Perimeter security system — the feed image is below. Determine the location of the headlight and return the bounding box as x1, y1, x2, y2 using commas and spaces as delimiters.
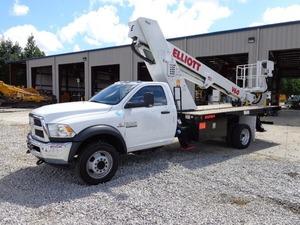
47, 124, 76, 138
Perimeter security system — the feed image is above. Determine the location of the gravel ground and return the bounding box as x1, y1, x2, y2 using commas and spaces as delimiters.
0, 109, 299, 225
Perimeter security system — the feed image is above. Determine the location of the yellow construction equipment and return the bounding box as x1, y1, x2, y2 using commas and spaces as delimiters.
0, 80, 55, 107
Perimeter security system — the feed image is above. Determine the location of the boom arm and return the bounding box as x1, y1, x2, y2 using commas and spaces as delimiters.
128, 18, 271, 110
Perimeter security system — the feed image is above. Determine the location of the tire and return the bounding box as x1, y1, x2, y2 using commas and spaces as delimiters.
231, 124, 252, 149
76, 142, 119, 185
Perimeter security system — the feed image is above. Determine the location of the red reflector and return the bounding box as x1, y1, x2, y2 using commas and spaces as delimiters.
199, 122, 206, 130
204, 114, 216, 120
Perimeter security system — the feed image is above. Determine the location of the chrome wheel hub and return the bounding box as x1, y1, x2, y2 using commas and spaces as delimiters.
86, 151, 113, 179
240, 128, 250, 145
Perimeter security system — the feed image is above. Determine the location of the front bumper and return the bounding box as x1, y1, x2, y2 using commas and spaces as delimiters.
27, 133, 72, 165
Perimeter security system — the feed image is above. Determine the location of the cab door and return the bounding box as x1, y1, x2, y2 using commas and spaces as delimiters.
124, 85, 175, 152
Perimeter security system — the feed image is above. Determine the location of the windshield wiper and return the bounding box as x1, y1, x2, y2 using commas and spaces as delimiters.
90, 100, 114, 105
90, 100, 107, 104
90, 100, 99, 103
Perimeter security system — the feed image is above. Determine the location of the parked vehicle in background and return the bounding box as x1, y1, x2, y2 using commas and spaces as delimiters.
285, 95, 300, 109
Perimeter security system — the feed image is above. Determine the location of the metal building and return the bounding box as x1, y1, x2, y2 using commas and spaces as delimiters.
10, 20, 300, 104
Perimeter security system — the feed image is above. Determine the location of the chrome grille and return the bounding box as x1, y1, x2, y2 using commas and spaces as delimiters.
29, 114, 49, 142
35, 129, 44, 138
33, 118, 42, 126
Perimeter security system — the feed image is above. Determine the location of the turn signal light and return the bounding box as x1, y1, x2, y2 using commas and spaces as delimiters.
199, 122, 206, 130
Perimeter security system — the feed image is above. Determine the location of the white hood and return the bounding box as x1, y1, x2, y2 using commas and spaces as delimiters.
32, 101, 112, 123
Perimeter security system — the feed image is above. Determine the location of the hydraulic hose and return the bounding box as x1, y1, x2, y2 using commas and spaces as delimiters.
252, 93, 263, 104
131, 40, 155, 64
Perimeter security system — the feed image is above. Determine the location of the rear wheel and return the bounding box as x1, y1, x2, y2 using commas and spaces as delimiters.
231, 124, 252, 149
76, 142, 119, 185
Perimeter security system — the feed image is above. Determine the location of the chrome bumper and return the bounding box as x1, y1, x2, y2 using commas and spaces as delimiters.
27, 134, 72, 165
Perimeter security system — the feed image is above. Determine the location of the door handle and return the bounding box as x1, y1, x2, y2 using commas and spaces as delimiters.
161, 111, 170, 114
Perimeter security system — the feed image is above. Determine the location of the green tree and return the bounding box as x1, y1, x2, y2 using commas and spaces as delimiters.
0, 35, 45, 83
281, 78, 300, 96
22, 35, 45, 59
0, 39, 23, 82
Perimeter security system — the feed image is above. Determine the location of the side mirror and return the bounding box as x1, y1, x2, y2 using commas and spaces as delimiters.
144, 92, 154, 107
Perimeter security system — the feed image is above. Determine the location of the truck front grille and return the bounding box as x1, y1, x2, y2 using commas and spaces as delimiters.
35, 129, 44, 138
34, 118, 42, 126
29, 115, 49, 142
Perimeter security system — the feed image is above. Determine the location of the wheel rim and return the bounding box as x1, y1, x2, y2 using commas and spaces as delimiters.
86, 151, 113, 179
240, 128, 250, 146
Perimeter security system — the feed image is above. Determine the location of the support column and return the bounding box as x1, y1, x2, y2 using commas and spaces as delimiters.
54, 58, 60, 102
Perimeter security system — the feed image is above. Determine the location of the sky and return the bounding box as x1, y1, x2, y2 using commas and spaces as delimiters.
1, 0, 300, 55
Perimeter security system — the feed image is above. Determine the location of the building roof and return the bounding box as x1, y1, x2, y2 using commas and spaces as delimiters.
24, 19, 300, 62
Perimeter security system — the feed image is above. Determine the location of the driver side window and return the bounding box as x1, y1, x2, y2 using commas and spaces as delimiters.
129, 85, 167, 106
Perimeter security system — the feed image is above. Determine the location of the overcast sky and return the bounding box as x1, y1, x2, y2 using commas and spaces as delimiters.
1, 0, 300, 55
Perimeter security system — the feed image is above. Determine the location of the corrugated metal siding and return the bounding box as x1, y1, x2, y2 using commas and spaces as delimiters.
186, 30, 257, 57
89, 47, 132, 78
259, 23, 300, 59
169, 39, 186, 50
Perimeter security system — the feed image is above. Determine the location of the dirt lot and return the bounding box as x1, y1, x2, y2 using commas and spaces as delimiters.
0, 108, 299, 225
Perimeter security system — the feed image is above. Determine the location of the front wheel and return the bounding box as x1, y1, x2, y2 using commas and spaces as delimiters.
76, 142, 119, 185
231, 124, 252, 149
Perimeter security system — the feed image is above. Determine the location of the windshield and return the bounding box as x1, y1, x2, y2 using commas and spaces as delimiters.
90, 83, 137, 105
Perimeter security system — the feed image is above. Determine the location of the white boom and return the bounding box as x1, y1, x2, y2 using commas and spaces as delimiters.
128, 17, 273, 110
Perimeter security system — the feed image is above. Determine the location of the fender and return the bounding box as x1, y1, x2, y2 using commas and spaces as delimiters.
68, 125, 127, 162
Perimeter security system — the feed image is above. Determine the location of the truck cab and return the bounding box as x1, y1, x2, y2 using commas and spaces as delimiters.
27, 81, 177, 184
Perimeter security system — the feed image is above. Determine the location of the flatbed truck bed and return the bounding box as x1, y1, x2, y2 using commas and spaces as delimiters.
177, 104, 280, 148
182, 104, 280, 117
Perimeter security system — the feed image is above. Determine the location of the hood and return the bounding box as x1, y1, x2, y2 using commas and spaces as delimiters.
31, 101, 112, 123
